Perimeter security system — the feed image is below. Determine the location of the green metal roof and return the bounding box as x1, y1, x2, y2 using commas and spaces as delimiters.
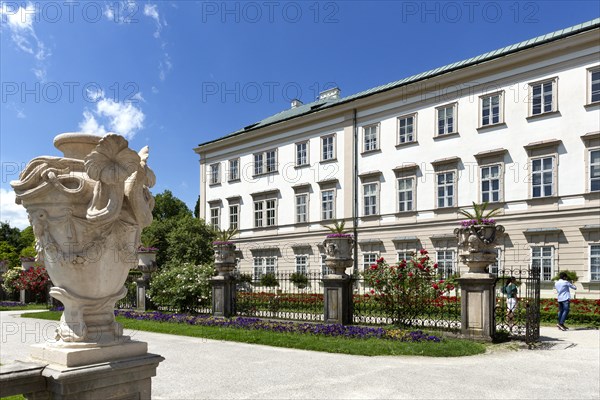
198, 18, 600, 148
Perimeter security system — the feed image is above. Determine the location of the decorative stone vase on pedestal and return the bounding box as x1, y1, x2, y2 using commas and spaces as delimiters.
11, 132, 163, 399
455, 223, 505, 340
136, 250, 158, 311
322, 234, 354, 324
211, 241, 237, 317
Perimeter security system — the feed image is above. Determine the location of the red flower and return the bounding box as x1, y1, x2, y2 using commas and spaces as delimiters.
419, 249, 428, 255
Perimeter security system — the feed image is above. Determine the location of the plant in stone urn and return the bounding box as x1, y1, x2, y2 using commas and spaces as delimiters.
10, 133, 155, 345
322, 220, 354, 276
137, 236, 158, 279
454, 202, 504, 273
213, 227, 238, 276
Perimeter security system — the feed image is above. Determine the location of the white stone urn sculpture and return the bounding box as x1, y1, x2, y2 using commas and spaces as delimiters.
137, 248, 158, 279
213, 241, 236, 277
323, 234, 354, 276
454, 223, 505, 274
11, 133, 155, 345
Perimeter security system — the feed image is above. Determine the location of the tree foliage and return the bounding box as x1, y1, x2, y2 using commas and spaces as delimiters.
166, 215, 215, 266
152, 190, 191, 221
148, 262, 214, 312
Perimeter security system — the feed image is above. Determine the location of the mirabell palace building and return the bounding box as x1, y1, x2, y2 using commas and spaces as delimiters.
195, 19, 600, 297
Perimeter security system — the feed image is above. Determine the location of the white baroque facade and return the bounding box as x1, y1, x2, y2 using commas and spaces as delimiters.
195, 20, 600, 297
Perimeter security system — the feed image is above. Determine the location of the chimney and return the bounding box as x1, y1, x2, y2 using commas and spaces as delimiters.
318, 87, 341, 100
291, 99, 303, 109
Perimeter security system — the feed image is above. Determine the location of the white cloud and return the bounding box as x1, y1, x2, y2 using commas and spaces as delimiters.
143, 4, 162, 38
104, 1, 138, 23
0, 188, 30, 230
131, 92, 145, 102
151, 86, 159, 94
6, 102, 26, 119
0, 2, 49, 79
78, 93, 145, 140
159, 52, 172, 81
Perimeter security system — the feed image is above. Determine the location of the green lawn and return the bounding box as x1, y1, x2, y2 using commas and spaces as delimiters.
23, 311, 485, 357
0, 304, 49, 312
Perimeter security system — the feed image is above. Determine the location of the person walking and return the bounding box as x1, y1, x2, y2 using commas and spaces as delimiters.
555, 272, 577, 331
505, 277, 518, 328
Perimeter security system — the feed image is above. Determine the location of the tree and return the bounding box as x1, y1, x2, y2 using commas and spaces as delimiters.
152, 190, 191, 221
194, 196, 200, 218
165, 215, 215, 266
19, 226, 36, 251
1, 222, 22, 250
0, 241, 20, 268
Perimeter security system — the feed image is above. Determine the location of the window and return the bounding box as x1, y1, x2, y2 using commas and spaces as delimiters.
590, 149, 600, 192
363, 253, 378, 272
397, 250, 413, 263
488, 248, 501, 276
254, 201, 263, 228
397, 114, 416, 144
296, 194, 308, 223
321, 254, 331, 276
253, 256, 277, 280
591, 244, 600, 281
322, 135, 335, 161
321, 189, 335, 220
229, 205, 239, 230
296, 142, 308, 166
397, 177, 414, 212
210, 207, 220, 229
228, 159, 239, 181
436, 250, 455, 278
588, 67, 600, 104
254, 153, 263, 175
481, 164, 501, 203
480, 93, 502, 126
529, 79, 556, 116
295, 255, 308, 274
363, 183, 378, 216
209, 163, 220, 185
254, 198, 277, 228
436, 103, 456, 136
532, 246, 553, 281
253, 150, 277, 175
363, 124, 379, 152
531, 156, 554, 198
437, 172, 455, 208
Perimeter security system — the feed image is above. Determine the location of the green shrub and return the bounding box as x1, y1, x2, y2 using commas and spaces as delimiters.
260, 273, 279, 287
551, 270, 578, 282
148, 262, 214, 312
1, 267, 21, 295
290, 272, 309, 288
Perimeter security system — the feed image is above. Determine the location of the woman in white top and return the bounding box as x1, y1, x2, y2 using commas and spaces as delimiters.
554, 272, 577, 331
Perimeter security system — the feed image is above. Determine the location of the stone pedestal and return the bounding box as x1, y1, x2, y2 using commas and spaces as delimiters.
322, 275, 353, 325
136, 278, 149, 311
211, 276, 236, 318
458, 274, 496, 341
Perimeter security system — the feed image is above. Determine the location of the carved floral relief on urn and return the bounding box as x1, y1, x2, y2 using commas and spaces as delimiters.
11, 133, 155, 346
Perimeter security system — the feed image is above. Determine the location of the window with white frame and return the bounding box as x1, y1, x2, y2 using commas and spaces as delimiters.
254, 199, 277, 227
321, 189, 335, 220
210, 206, 220, 229
322, 135, 335, 161
480, 92, 503, 126
397, 114, 415, 144
363, 183, 378, 216
397, 250, 413, 263
436, 103, 456, 136
209, 163, 220, 185
228, 159, 239, 181
529, 79, 556, 116
363, 124, 379, 152
588, 67, 600, 104
590, 149, 600, 192
266, 150, 277, 173
488, 248, 501, 276
481, 164, 501, 203
531, 156, 555, 198
437, 172, 455, 208
591, 244, 600, 281
397, 177, 414, 212
532, 246, 553, 281
229, 204, 239, 230
296, 194, 308, 223
253, 256, 278, 280
363, 253, 378, 272
321, 254, 330, 276
296, 142, 308, 166
254, 153, 263, 175
254, 201, 263, 227
436, 250, 455, 279
295, 255, 308, 274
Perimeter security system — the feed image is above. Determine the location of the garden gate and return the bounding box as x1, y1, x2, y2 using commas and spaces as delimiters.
495, 265, 541, 344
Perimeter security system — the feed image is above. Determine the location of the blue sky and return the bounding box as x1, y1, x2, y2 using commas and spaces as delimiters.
1, 0, 599, 229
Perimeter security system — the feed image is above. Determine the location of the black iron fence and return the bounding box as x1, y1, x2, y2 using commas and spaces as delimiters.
494, 266, 541, 343
236, 272, 324, 321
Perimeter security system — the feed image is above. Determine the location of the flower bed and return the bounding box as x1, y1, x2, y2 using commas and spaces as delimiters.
539, 298, 600, 325
114, 310, 441, 342
0, 301, 25, 307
